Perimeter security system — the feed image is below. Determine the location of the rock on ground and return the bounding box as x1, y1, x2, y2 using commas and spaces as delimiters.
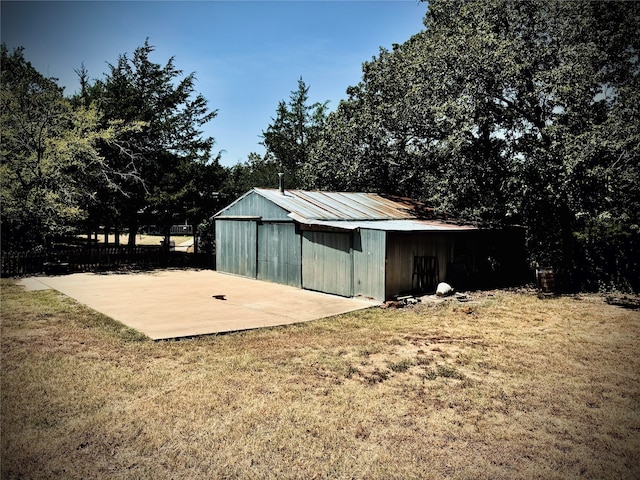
436, 282, 454, 297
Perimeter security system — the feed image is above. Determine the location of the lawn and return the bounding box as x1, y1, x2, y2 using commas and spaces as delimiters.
1, 279, 639, 479
83, 233, 193, 246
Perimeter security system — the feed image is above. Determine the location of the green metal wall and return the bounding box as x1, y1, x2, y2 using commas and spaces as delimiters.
257, 222, 301, 287
222, 191, 290, 220
215, 219, 257, 278
302, 231, 353, 297
353, 229, 386, 301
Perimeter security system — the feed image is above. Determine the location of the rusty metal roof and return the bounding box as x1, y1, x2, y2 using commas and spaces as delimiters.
251, 189, 477, 231
288, 218, 477, 232
255, 189, 417, 220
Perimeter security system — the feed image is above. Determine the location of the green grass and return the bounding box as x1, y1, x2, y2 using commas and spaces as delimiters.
387, 357, 414, 372
2, 279, 640, 479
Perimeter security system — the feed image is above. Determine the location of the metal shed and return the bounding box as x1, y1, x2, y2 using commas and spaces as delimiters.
214, 188, 523, 301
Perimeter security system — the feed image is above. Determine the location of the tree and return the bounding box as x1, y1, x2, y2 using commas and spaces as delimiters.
303, 0, 640, 291
302, 38, 432, 197
417, 0, 640, 288
88, 40, 219, 246
0, 45, 138, 251
221, 152, 281, 200
262, 77, 328, 186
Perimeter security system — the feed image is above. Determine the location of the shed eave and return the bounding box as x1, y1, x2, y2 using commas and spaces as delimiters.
289, 215, 478, 232
215, 215, 262, 221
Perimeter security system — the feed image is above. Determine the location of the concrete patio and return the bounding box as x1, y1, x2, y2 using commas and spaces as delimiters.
18, 269, 379, 340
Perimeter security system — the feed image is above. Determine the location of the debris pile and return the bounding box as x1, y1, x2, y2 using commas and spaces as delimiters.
605, 295, 640, 310
381, 286, 471, 309
380, 295, 420, 309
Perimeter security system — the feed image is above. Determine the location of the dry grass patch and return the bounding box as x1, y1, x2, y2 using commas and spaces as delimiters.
80, 234, 192, 246
2, 280, 639, 479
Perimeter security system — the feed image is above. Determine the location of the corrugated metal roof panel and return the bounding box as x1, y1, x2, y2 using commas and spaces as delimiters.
215, 188, 477, 230
254, 189, 419, 221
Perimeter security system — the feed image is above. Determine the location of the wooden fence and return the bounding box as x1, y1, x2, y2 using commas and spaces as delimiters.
1, 246, 213, 277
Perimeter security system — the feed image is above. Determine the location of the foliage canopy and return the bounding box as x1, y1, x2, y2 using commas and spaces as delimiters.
302, 0, 639, 291
1, 41, 224, 251
86, 39, 222, 246
262, 77, 328, 187
1, 45, 140, 250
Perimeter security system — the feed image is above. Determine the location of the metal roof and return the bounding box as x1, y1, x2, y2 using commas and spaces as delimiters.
291, 218, 477, 232
255, 189, 419, 221
215, 188, 478, 231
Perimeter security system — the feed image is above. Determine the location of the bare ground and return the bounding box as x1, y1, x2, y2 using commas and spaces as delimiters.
2, 280, 639, 479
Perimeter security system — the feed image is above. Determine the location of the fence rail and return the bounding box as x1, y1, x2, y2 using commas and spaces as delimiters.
1, 246, 213, 277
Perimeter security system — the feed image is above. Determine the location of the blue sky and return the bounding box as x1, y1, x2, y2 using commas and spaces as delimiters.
2, 1, 427, 166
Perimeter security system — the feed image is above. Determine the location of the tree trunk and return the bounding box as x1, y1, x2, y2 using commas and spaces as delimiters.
164, 228, 171, 252
128, 222, 138, 248
192, 224, 198, 254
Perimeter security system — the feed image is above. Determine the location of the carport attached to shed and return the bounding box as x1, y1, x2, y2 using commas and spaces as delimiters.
214, 189, 516, 301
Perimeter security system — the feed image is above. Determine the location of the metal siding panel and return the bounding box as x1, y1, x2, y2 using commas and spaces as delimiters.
257, 223, 272, 281
214, 220, 226, 271
288, 225, 303, 287
215, 219, 257, 278
302, 231, 353, 297
353, 229, 386, 301
221, 191, 290, 220
216, 220, 237, 274
257, 223, 301, 287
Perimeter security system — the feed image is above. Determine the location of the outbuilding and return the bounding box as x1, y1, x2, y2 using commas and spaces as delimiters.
213, 186, 525, 301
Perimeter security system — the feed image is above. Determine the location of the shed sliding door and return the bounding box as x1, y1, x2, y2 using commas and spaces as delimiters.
215, 220, 257, 278
302, 231, 352, 297
257, 222, 301, 287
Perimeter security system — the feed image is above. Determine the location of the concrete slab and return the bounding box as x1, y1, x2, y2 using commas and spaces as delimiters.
17, 277, 54, 291
17, 270, 379, 340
